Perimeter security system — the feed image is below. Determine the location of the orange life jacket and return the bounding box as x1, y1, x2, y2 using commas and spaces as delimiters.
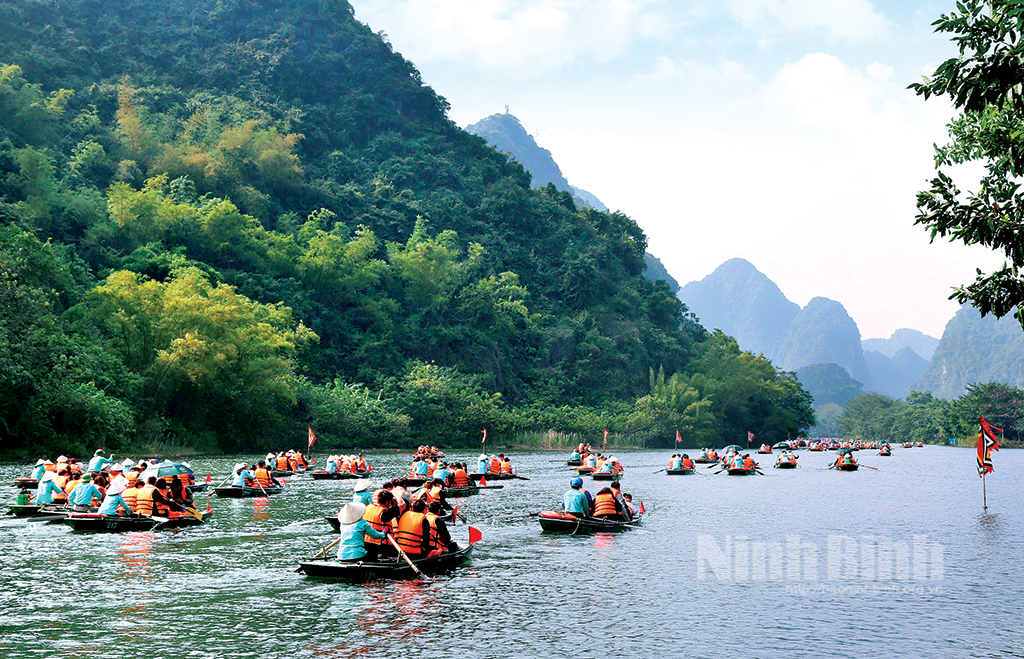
593, 492, 618, 517
681, 458, 695, 470
254, 468, 272, 487
742, 457, 755, 469
135, 485, 157, 516
488, 459, 500, 474
362, 504, 390, 545
424, 512, 443, 554
276, 456, 289, 470
395, 511, 427, 555
121, 487, 138, 513
499, 461, 512, 474
452, 469, 469, 487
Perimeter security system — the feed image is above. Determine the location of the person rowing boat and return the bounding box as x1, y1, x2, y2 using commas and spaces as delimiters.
562, 477, 591, 518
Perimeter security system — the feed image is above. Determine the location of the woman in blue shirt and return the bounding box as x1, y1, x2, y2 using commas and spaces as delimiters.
35, 472, 64, 505
336, 502, 386, 561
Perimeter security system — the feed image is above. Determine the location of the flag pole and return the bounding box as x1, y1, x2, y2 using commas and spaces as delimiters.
983, 472, 987, 511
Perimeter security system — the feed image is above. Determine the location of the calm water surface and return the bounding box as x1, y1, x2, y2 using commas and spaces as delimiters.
1, 447, 1021, 659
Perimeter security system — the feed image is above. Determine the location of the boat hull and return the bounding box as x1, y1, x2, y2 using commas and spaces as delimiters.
63, 512, 210, 532
726, 468, 757, 476
836, 463, 860, 471
298, 544, 473, 580
774, 462, 797, 469
565, 459, 583, 466
538, 511, 639, 533
309, 471, 368, 480
213, 486, 284, 497
590, 472, 621, 481
13, 478, 39, 490
665, 469, 695, 475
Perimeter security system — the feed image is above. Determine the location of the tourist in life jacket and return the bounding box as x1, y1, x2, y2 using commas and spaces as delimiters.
609, 481, 631, 521
623, 493, 638, 518
426, 501, 459, 556
592, 487, 625, 520
487, 456, 501, 475
335, 502, 387, 561
362, 490, 402, 560
570, 448, 581, 462
499, 457, 513, 475
394, 499, 433, 560
168, 475, 193, 507
681, 454, 695, 470
563, 477, 590, 518
35, 471, 65, 506
352, 479, 373, 506
275, 453, 290, 471
97, 483, 131, 517
476, 454, 489, 474
69, 473, 103, 510
68, 458, 83, 477
741, 454, 757, 470
253, 461, 276, 488
669, 454, 682, 470
451, 463, 470, 487
135, 477, 183, 517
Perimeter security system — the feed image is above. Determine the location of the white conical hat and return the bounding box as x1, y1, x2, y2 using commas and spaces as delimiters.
353, 479, 372, 493
338, 502, 366, 524
35, 459, 46, 466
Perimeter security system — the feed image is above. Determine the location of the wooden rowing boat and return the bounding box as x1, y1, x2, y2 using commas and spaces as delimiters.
693, 458, 717, 464
565, 459, 583, 466
590, 471, 621, 481
538, 510, 640, 534
725, 467, 757, 476
63, 511, 210, 532
468, 472, 527, 481
445, 485, 504, 497
272, 469, 294, 477
665, 469, 695, 475
13, 477, 39, 489
308, 471, 369, 480
213, 485, 284, 497
574, 467, 594, 474
836, 463, 860, 471
774, 460, 798, 469
298, 543, 474, 580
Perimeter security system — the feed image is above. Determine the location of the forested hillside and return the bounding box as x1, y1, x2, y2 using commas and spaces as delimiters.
0, 0, 814, 456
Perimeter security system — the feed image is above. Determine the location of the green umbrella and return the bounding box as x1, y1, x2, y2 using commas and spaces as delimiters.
836, 448, 854, 455
721, 445, 742, 454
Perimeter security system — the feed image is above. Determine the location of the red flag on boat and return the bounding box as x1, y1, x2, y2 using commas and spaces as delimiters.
206, 503, 212, 513
468, 526, 483, 544
452, 505, 458, 522
482, 428, 487, 444
205, 473, 212, 483
978, 416, 1000, 476
479, 475, 487, 487
307, 426, 317, 449
639, 500, 646, 514
675, 430, 681, 444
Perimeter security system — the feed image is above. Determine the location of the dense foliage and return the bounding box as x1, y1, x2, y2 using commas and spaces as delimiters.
0, 0, 816, 456
912, 0, 1024, 328
837, 383, 1024, 446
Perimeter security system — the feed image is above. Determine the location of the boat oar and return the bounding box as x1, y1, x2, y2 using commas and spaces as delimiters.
651, 468, 666, 474
489, 512, 540, 521
293, 537, 343, 572
858, 464, 879, 471
386, 533, 427, 579
705, 463, 720, 469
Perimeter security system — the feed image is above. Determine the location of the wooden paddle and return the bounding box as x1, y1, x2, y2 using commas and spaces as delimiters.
488, 512, 540, 521
386, 533, 426, 579
651, 468, 667, 474
858, 464, 879, 471
293, 537, 343, 572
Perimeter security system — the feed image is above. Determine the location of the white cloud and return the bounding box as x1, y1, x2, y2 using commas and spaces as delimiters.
351, 0, 668, 78
726, 0, 890, 42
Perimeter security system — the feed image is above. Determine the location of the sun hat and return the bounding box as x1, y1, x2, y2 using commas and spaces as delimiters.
571, 477, 583, 488
353, 479, 372, 493
57, 456, 68, 462
94, 449, 105, 456
108, 483, 126, 496
35, 459, 46, 466
233, 463, 246, 472
338, 502, 366, 524
110, 464, 123, 472
82, 474, 93, 481
44, 460, 53, 465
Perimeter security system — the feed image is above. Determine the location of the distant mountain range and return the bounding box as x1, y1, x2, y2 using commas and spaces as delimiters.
679, 258, 1024, 403
465, 114, 1024, 404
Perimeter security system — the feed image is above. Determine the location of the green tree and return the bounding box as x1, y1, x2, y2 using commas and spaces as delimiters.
912, 0, 1024, 328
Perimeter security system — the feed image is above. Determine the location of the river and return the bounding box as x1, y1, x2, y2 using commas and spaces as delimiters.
1, 446, 1021, 659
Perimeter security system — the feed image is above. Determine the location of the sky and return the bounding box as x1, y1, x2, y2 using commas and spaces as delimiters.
346, 0, 1005, 340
